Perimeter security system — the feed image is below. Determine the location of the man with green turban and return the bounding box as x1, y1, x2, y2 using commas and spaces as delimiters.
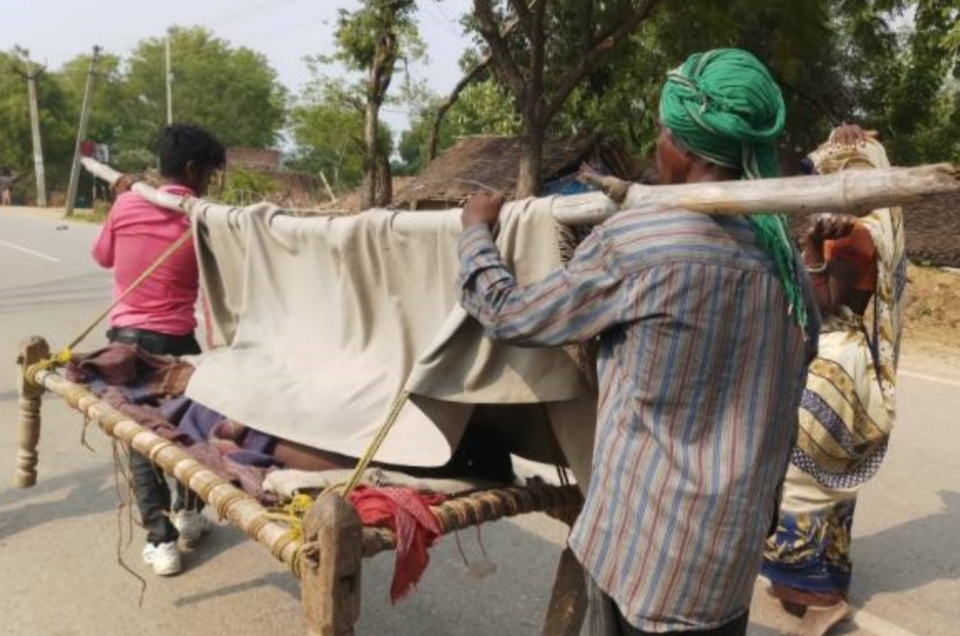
457, 48, 817, 635
658, 48, 808, 329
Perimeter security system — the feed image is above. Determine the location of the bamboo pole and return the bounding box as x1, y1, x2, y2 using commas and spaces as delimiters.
82, 156, 960, 226
23, 359, 302, 569
80, 157, 200, 214
555, 163, 960, 225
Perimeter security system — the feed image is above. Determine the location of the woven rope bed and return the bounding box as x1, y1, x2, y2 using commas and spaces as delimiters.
14, 336, 588, 636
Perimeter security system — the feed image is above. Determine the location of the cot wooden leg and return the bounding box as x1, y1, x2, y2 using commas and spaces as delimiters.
14, 337, 49, 488
301, 491, 363, 636
541, 547, 588, 636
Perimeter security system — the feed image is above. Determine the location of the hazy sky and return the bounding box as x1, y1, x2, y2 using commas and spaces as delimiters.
2, 0, 474, 133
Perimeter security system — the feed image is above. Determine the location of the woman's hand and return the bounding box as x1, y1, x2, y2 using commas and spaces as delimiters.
829, 124, 868, 147
806, 213, 858, 244
801, 213, 858, 276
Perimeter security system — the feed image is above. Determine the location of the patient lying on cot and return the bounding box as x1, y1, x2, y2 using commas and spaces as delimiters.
67, 342, 520, 503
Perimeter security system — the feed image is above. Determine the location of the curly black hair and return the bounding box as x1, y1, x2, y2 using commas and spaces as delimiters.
156, 123, 226, 179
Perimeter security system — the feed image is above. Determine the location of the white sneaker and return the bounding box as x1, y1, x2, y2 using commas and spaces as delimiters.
142, 541, 182, 576
171, 510, 213, 547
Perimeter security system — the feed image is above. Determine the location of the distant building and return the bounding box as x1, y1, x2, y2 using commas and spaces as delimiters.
322, 134, 650, 214
392, 134, 649, 211
227, 147, 282, 172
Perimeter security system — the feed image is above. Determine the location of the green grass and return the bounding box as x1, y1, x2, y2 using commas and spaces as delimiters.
66, 201, 110, 224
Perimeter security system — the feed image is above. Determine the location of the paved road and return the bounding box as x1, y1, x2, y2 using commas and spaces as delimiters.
0, 207, 957, 636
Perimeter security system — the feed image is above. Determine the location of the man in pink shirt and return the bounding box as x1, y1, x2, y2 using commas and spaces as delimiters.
92, 123, 225, 576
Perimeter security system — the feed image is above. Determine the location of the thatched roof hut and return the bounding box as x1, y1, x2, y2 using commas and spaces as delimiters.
392, 134, 645, 210
324, 176, 417, 214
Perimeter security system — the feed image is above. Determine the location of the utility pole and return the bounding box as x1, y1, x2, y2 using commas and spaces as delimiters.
65, 45, 101, 217
16, 50, 47, 207
165, 36, 173, 124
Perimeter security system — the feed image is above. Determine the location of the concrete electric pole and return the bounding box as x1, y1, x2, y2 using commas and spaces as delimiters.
16, 49, 47, 208
65, 45, 102, 217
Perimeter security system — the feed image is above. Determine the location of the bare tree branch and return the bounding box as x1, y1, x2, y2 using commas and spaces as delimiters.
473, 0, 526, 97
528, 0, 547, 102
333, 91, 366, 113
545, 0, 662, 123
774, 73, 840, 125
507, 0, 534, 34
428, 56, 492, 160
427, 16, 522, 160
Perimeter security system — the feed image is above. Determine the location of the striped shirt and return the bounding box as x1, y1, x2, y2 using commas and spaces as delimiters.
458, 208, 812, 632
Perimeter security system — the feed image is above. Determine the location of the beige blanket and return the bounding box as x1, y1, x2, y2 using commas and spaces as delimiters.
186, 199, 595, 474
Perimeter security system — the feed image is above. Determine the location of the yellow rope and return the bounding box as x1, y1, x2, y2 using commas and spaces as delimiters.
341, 390, 411, 498
264, 492, 316, 539
45, 228, 195, 367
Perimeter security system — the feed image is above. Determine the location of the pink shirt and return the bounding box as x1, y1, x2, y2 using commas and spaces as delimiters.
92, 184, 198, 336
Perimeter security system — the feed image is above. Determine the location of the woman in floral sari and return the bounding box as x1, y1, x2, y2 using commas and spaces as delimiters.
762, 126, 907, 636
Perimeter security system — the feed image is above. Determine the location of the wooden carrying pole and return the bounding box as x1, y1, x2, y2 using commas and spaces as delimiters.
81, 157, 960, 224
552, 162, 960, 225
81, 157, 195, 213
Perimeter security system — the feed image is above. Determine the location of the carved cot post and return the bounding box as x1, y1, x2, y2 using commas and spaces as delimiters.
14, 337, 50, 488
301, 491, 363, 636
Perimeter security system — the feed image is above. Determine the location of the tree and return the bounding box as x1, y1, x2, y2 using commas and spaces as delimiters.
1, 30, 287, 202
555, 0, 858, 162
327, 0, 423, 208
450, 0, 955, 186
398, 79, 520, 174
56, 51, 127, 150
123, 26, 286, 151
287, 75, 394, 192
870, 0, 960, 162
467, 0, 663, 196
0, 50, 75, 200
520, 0, 877, 165
55, 50, 140, 198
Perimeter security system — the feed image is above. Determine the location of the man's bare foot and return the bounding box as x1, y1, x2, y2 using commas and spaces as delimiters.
789, 601, 852, 636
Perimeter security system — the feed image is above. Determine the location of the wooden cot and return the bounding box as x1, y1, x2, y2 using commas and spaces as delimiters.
14, 336, 588, 636
11, 157, 958, 635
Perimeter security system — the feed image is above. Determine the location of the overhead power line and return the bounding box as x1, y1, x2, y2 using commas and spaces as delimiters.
205, 0, 313, 29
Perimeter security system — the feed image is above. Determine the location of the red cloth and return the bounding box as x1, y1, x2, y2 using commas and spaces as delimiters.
824, 223, 878, 291
348, 486, 445, 602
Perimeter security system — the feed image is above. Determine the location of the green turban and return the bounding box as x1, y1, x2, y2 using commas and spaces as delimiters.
659, 48, 807, 328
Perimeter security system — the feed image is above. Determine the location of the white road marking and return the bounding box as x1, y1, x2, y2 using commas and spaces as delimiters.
853, 608, 924, 636
899, 369, 960, 388
0, 238, 61, 263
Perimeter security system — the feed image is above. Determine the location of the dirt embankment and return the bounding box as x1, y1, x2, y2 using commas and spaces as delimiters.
901, 264, 960, 374
903, 194, 960, 268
